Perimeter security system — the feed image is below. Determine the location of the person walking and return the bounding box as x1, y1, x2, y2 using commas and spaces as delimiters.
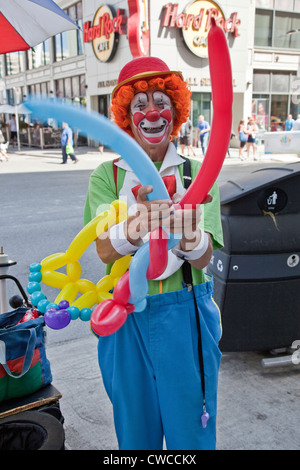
84, 57, 223, 451
238, 120, 248, 160
246, 117, 258, 160
61, 122, 78, 164
179, 117, 195, 157
196, 114, 210, 156
8, 114, 17, 148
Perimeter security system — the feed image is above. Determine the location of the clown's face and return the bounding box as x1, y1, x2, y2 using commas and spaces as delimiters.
129, 89, 174, 158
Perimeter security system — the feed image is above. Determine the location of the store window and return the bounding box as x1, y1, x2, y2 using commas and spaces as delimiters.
255, 1, 300, 49
54, 1, 83, 62
253, 71, 298, 130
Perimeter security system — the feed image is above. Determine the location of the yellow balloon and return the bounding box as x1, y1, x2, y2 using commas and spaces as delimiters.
72, 291, 98, 310
97, 291, 113, 303
67, 209, 116, 261
55, 283, 79, 304
95, 210, 116, 239
96, 275, 114, 293
76, 279, 96, 294
67, 261, 81, 282
34, 200, 132, 315
110, 255, 132, 278
41, 270, 69, 289
41, 253, 68, 271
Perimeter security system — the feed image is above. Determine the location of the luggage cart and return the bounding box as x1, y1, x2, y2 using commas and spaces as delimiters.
0, 248, 65, 450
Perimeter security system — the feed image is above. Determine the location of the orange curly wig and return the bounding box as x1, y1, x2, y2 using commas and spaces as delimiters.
111, 74, 191, 139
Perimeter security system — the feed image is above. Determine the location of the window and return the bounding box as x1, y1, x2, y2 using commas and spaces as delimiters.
253, 72, 270, 92
55, 75, 86, 104
253, 71, 298, 129
27, 40, 50, 69
28, 82, 50, 98
54, 2, 83, 62
255, 10, 273, 46
5, 51, 25, 75
255, 1, 300, 48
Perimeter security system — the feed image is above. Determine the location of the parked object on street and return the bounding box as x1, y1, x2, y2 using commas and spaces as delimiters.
208, 162, 300, 352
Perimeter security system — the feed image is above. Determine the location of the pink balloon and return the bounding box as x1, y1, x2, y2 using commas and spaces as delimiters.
91, 299, 128, 336
180, 18, 233, 208
147, 227, 168, 279
113, 271, 131, 305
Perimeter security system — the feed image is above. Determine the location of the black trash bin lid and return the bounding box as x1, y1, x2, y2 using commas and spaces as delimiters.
0, 410, 65, 450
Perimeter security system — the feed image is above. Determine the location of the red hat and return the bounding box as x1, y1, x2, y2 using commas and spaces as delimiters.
112, 57, 183, 99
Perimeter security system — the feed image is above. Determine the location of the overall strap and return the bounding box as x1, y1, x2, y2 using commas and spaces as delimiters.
181, 156, 208, 428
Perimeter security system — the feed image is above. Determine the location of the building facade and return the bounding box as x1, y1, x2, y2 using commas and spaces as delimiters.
0, 0, 299, 144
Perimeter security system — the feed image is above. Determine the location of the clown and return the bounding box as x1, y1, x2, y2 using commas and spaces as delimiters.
84, 57, 224, 450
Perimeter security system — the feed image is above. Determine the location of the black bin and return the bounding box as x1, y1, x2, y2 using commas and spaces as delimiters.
208, 162, 300, 352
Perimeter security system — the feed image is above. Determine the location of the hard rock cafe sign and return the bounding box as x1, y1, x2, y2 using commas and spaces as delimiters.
83, 5, 127, 62
83, 2, 150, 62
161, 0, 241, 59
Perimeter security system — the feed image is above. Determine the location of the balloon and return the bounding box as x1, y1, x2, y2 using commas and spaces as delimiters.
24, 102, 169, 203
45, 307, 71, 330
91, 20, 233, 334
25, 20, 233, 336
91, 300, 129, 337
147, 227, 169, 280
179, 18, 233, 208
30, 291, 46, 306
113, 271, 131, 306
26, 203, 132, 330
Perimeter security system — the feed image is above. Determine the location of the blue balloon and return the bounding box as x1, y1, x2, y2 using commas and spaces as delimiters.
30, 291, 46, 307
67, 306, 80, 320
29, 263, 41, 272
37, 298, 50, 313
27, 281, 41, 294
79, 308, 92, 322
29, 271, 42, 283
24, 99, 169, 202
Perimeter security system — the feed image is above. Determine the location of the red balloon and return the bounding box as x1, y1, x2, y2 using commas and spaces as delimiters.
180, 18, 233, 208
91, 299, 128, 336
147, 227, 168, 279
113, 271, 131, 305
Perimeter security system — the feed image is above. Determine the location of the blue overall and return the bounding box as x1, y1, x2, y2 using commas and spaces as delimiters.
98, 276, 222, 450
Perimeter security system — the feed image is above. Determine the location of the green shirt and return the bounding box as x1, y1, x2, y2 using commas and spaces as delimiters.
84, 155, 223, 295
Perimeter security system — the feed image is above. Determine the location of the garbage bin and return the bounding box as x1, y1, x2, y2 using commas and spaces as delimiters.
208, 162, 300, 352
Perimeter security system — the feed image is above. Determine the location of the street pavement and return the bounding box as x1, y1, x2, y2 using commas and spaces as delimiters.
1, 144, 300, 451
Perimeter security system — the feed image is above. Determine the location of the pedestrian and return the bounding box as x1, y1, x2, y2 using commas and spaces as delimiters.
0, 125, 8, 161
285, 114, 294, 131
60, 122, 78, 164
238, 120, 248, 160
179, 117, 195, 157
196, 114, 210, 155
8, 114, 17, 148
246, 117, 258, 160
292, 114, 300, 131
84, 57, 223, 450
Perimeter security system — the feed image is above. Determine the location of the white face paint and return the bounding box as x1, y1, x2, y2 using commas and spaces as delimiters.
130, 91, 173, 145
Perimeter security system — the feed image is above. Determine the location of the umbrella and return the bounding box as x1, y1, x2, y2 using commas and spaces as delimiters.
0, 0, 80, 54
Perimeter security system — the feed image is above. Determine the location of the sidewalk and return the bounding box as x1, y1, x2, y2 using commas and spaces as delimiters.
0, 144, 299, 175
1, 144, 300, 450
